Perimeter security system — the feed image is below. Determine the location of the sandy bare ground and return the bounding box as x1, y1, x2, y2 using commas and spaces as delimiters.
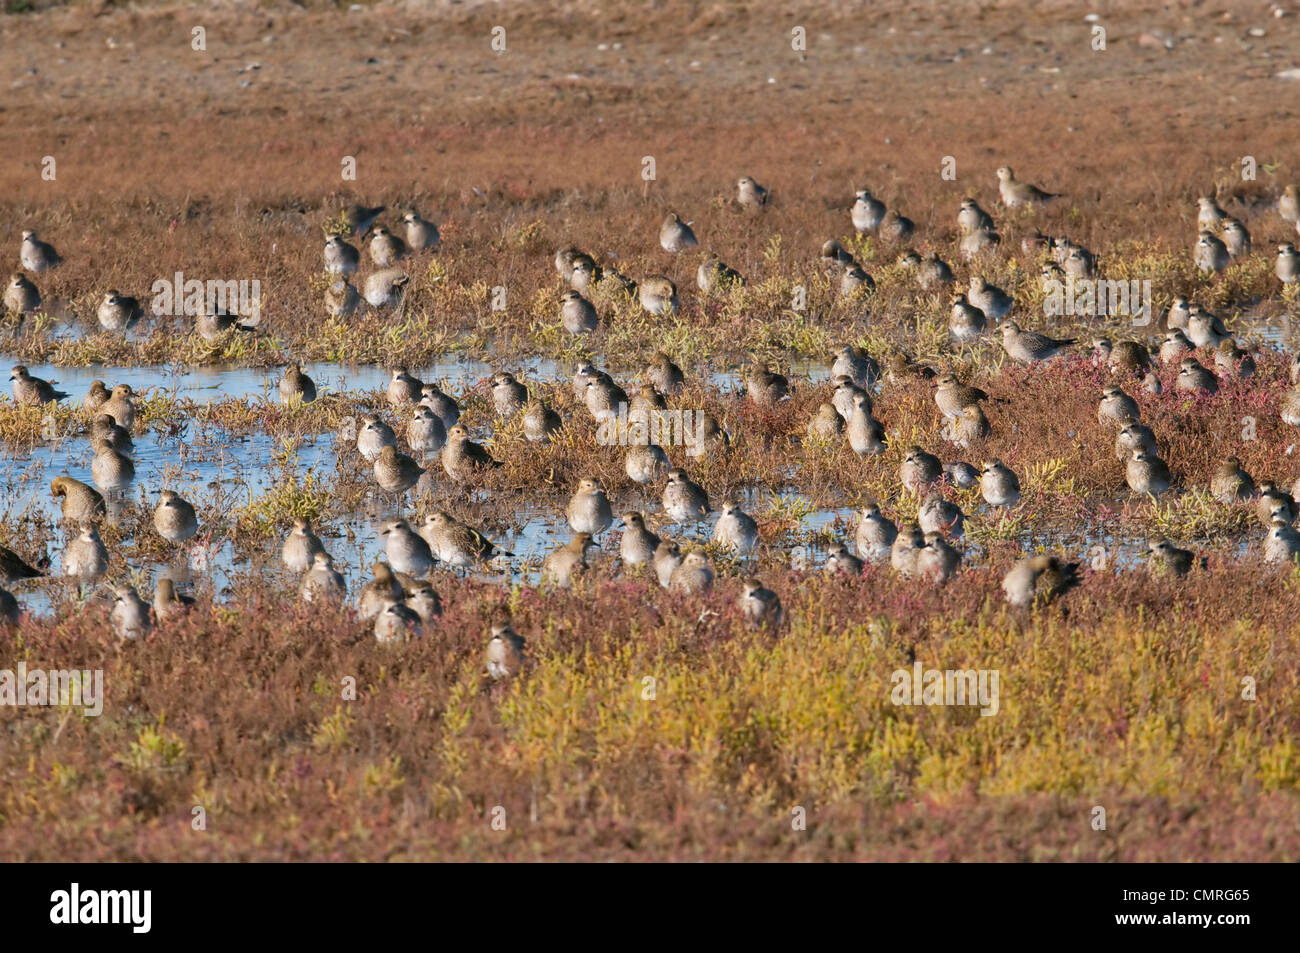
2, 1, 1298, 239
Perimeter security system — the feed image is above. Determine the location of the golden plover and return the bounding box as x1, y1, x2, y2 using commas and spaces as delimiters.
300, 552, 346, 604
846, 394, 887, 456
1097, 386, 1140, 428
11, 365, 67, 404
654, 539, 683, 588
878, 209, 914, 243
1159, 329, 1192, 365
63, 524, 108, 580
1147, 538, 1199, 576
825, 542, 863, 576
420, 384, 461, 430
560, 290, 599, 334
407, 405, 447, 455
646, 351, 685, 395
1257, 484, 1297, 527
325, 278, 360, 318
736, 176, 769, 209
638, 275, 679, 316
890, 523, 925, 576
1185, 306, 1228, 349
419, 511, 510, 568
374, 445, 424, 494
97, 291, 142, 332
626, 442, 670, 484
697, 254, 743, 294
1115, 422, 1158, 464
442, 424, 502, 482
996, 167, 1059, 207
808, 402, 845, 440
154, 579, 197, 620
375, 599, 423, 644
1210, 456, 1255, 504
1215, 339, 1255, 379
659, 212, 698, 253
335, 203, 385, 237
50, 476, 105, 524
740, 579, 784, 630
357, 414, 398, 461
1280, 184, 1300, 224
381, 519, 434, 577
1002, 555, 1080, 607
999, 322, 1075, 363
1222, 218, 1251, 258
20, 229, 62, 272
282, 517, 326, 573
543, 533, 596, 589
405, 581, 442, 625
1175, 357, 1218, 395
101, 384, 136, 430
662, 468, 710, 524
968, 275, 1013, 320
154, 490, 198, 544
567, 477, 613, 536
401, 210, 440, 251
363, 269, 409, 308
387, 367, 423, 406
840, 263, 875, 298
831, 376, 870, 420
916, 532, 961, 584
359, 562, 405, 621
111, 586, 153, 639
851, 188, 886, 233
1126, 449, 1172, 497
279, 363, 316, 403
490, 372, 528, 418
1194, 231, 1229, 273
4, 273, 40, 314
830, 345, 879, 390
1196, 195, 1227, 231
619, 512, 660, 567
899, 446, 943, 492
323, 235, 360, 275
91, 438, 135, 491
1277, 243, 1300, 284
368, 225, 409, 268
918, 495, 964, 540
958, 197, 995, 233
855, 503, 897, 561
980, 459, 1021, 507
485, 623, 526, 679
669, 549, 714, 594
1265, 519, 1300, 565
91, 414, 132, 454
584, 375, 628, 417
949, 294, 987, 341
85, 380, 111, 416
523, 399, 562, 444
746, 364, 790, 405
713, 501, 759, 556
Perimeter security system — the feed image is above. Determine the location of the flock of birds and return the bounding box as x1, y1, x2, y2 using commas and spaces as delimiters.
4, 166, 1300, 677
